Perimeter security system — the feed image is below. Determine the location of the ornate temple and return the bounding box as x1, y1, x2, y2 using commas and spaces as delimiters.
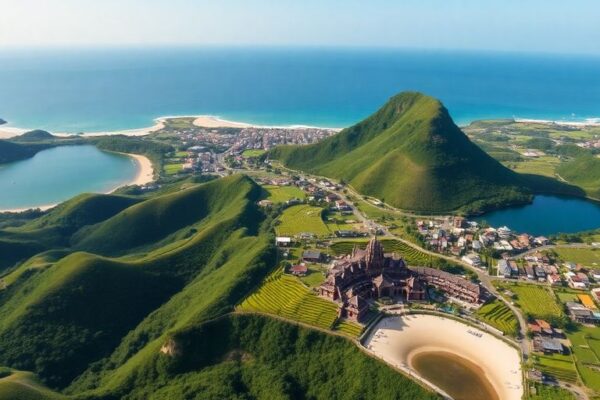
319, 238, 482, 322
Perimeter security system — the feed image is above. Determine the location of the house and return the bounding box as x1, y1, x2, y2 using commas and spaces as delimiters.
334, 200, 351, 211
497, 260, 512, 278
302, 250, 323, 263
566, 301, 600, 324
577, 272, 590, 286
529, 319, 554, 336
472, 240, 482, 252
565, 272, 588, 289
525, 265, 535, 280
462, 253, 481, 267
497, 226, 512, 239
289, 264, 308, 276
533, 337, 563, 354
275, 236, 292, 247
509, 260, 519, 275
590, 269, 600, 280
534, 265, 547, 280
534, 236, 550, 246
547, 274, 561, 285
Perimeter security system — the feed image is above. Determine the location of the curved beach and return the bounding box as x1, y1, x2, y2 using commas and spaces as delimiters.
364, 314, 522, 400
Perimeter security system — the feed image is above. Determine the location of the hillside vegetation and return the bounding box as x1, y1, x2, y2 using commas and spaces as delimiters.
557, 154, 600, 199
270, 92, 531, 213
0, 175, 276, 391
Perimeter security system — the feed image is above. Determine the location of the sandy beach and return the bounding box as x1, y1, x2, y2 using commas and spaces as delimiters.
364, 314, 523, 400
193, 115, 253, 128
126, 153, 154, 186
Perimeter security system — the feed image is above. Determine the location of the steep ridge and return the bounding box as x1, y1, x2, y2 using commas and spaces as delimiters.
271, 92, 531, 212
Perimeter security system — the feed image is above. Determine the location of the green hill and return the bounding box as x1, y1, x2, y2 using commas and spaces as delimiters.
0, 140, 49, 164
557, 154, 600, 199
14, 130, 55, 141
270, 92, 531, 213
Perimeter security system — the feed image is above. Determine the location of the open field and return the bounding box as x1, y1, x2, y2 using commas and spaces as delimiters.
476, 299, 519, 336
506, 155, 561, 177
568, 326, 600, 391
495, 282, 564, 320
554, 247, 600, 266
262, 184, 306, 203
298, 264, 327, 288
237, 268, 339, 330
275, 204, 330, 237
163, 162, 182, 175
242, 149, 266, 158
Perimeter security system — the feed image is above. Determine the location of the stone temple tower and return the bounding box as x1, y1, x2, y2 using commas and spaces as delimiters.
365, 237, 384, 269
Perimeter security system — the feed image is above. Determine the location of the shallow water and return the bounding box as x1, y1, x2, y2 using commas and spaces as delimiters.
411, 351, 499, 400
0, 145, 137, 210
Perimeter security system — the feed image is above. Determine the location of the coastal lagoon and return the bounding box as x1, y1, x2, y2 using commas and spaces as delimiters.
364, 314, 522, 400
0, 145, 138, 211
476, 195, 600, 236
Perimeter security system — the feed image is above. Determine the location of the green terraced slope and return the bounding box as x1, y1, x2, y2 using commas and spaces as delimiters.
271, 92, 531, 213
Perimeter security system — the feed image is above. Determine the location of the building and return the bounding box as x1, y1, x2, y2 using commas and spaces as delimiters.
497, 259, 512, 278
302, 250, 323, 263
275, 236, 292, 247
289, 264, 308, 276
566, 301, 600, 324
412, 267, 482, 304
533, 337, 563, 354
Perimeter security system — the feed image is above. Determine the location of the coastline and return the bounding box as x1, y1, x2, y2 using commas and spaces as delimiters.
364, 314, 523, 400
0, 115, 340, 140
0, 152, 154, 214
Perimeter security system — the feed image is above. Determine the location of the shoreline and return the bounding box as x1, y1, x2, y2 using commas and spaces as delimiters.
0, 152, 154, 214
363, 314, 523, 400
0, 115, 340, 140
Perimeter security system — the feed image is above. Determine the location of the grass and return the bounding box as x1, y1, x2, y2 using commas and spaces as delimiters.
554, 247, 600, 266
275, 204, 330, 237
495, 282, 564, 320
333, 320, 364, 337
298, 264, 327, 288
242, 149, 266, 158
533, 353, 579, 383
0, 370, 65, 400
568, 326, 600, 391
508, 155, 560, 177
164, 162, 182, 175
530, 383, 576, 400
270, 92, 531, 213
237, 268, 339, 330
262, 184, 306, 203
476, 299, 519, 336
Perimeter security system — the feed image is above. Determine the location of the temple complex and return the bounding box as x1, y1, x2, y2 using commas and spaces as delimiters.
319, 238, 482, 322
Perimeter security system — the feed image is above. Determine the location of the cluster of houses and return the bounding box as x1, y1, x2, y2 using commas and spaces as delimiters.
178, 148, 220, 173
497, 252, 561, 284
528, 319, 565, 354
417, 217, 550, 260
228, 127, 338, 154
565, 294, 600, 324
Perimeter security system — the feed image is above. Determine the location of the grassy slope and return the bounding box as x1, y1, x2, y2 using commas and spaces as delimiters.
89, 314, 438, 400
0, 140, 50, 164
0, 175, 276, 390
557, 154, 600, 199
270, 92, 531, 213
0, 370, 66, 400
0, 194, 140, 273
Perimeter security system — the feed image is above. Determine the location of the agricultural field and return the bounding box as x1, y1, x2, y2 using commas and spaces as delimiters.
495, 282, 564, 320
554, 288, 583, 304
237, 268, 338, 330
275, 204, 330, 237
568, 326, 600, 392
533, 353, 579, 383
333, 320, 364, 338
554, 247, 600, 266
298, 264, 327, 288
324, 211, 361, 232
476, 299, 519, 336
262, 184, 306, 203
507, 155, 561, 177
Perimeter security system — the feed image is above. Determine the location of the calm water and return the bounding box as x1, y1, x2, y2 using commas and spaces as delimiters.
0, 48, 599, 132
0, 145, 137, 210
476, 195, 600, 236
412, 351, 499, 400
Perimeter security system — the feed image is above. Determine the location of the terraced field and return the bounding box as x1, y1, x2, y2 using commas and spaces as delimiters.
495, 282, 564, 320
534, 354, 579, 383
237, 269, 339, 330
275, 204, 330, 237
333, 320, 364, 338
568, 327, 600, 391
476, 299, 519, 336
331, 239, 433, 266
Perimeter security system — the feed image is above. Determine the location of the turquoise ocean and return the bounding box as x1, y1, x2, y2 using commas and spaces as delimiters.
1, 47, 599, 132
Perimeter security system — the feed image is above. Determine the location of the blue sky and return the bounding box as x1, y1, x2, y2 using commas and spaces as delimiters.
1, 0, 599, 54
